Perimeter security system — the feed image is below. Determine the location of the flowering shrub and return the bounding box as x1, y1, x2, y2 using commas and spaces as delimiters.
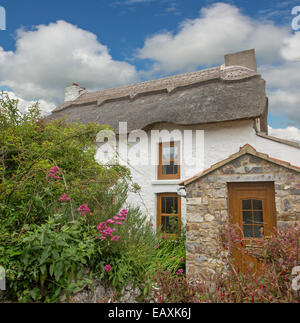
153, 224, 299, 303
96, 209, 128, 241
0, 93, 139, 302
214, 223, 300, 303
153, 269, 208, 303
0, 92, 187, 303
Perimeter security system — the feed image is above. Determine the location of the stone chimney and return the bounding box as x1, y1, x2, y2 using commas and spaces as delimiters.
224, 49, 257, 72
64, 83, 87, 102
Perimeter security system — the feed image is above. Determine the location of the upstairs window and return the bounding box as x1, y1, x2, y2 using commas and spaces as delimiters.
158, 141, 180, 180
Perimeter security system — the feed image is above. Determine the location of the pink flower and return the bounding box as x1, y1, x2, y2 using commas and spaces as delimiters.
177, 269, 184, 276
120, 209, 128, 217
170, 256, 174, 259
48, 166, 60, 180
180, 258, 184, 262
113, 216, 120, 221
111, 235, 119, 242
58, 193, 71, 202
162, 234, 167, 240
150, 224, 154, 227
104, 265, 112, 272
116, 222, 123, 226
78, 204, 91, 215
107, 219, 115, 224
97, 222, 107, 230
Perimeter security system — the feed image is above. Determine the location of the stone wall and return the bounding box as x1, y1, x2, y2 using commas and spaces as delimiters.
185, 153, 300, 281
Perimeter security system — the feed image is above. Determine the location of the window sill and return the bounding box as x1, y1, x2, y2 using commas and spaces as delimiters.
152, 180, 181, 185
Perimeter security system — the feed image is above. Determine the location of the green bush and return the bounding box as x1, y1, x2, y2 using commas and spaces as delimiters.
0, 92, 186, 302
90, 207, 186, 297
1, 215, 97, 302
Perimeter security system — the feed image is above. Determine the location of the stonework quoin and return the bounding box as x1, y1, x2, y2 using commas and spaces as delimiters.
185, 151, 300, 282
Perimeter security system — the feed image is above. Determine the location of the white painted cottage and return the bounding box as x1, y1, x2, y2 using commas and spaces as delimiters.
49, 49, 300, 273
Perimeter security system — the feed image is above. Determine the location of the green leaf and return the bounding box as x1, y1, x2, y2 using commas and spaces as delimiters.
54, 261, 64, 282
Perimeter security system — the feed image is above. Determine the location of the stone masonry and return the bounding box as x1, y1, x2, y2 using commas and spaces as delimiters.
184, 151, 300, 282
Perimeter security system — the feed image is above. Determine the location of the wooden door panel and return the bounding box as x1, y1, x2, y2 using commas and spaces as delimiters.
228, 182, 276, 274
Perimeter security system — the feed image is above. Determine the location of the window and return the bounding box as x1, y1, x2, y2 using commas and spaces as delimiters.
157, 193, 181, 237
242, 199, 264, 238
158, 141, 180, 180
228, 182, 276, 240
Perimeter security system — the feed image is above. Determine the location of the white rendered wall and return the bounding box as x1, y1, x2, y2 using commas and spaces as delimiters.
95, 119, 300, 229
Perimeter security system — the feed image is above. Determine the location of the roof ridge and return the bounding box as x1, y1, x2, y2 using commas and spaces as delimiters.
257, 132, 300, 149
53, 65, 259, 113
181, 144, 300, 186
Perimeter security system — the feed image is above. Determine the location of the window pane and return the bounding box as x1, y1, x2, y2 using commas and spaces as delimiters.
242, 211, 253, 224
162, 161, 178, 175
161, 216, 178, 234
253, 200, 263, 210
242, 200, 252, 210
170, 146, 178, 160
162, 146, 171, 160
253, 211, 263, 225
254, 226, 264, 238
161, 197, 178, 214
243, 225, 253, 238
162, 197, 177, 214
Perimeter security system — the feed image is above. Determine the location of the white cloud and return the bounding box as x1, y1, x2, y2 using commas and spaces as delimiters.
260, 60, 300, 123
269, 126, 300, 143
6, 91, 56, 116
281, 32, 300, 61
137, 3, 289, 73
0, 20, 138, 111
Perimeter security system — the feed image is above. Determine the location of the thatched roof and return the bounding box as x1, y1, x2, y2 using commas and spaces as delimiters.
48, 65, 267, 133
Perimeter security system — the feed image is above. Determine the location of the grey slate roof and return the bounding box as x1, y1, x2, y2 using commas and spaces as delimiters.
48, 65, 267, 133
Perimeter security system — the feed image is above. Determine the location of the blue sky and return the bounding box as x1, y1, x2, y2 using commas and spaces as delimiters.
0, 0, 300, 140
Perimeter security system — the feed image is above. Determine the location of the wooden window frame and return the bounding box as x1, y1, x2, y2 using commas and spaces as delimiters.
158, 141, 181, 180
157, 193, 181, 238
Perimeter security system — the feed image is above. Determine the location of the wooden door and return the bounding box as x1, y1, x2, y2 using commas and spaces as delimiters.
228, 182, 276, 274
